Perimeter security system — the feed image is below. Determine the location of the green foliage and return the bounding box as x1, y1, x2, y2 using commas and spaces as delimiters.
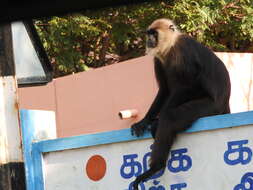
35, 0, 253, 77
172, 0, 253, 51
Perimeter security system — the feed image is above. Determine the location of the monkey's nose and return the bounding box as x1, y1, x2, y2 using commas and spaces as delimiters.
146, 40, 156, 48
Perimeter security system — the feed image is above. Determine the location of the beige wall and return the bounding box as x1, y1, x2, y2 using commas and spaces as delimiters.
18, 53, 253, 137
216, 53, 253, 112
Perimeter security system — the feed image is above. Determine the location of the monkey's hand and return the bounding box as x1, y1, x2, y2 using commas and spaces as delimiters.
131, 119, 151, 137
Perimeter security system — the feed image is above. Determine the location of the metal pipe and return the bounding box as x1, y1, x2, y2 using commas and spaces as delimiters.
118, 109, 138, 119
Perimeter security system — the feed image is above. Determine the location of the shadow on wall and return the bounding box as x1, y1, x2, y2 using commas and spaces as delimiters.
18, 53, 253, 138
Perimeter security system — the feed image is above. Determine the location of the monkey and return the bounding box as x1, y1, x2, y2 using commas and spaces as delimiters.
130, 18, 231, 189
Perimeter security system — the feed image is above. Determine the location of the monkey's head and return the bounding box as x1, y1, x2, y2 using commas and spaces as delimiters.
145, 18, 180, 61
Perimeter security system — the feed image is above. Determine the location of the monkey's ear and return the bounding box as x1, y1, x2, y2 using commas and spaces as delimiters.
169, 24, 175, 31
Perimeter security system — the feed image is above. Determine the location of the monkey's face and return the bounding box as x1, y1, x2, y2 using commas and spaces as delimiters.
146, 29, 158, 49
145, 18, 180, 59
145, 28, 160, 56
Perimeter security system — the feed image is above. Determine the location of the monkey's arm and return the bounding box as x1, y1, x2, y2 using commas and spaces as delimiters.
131, 58, 168, 137
131, 89, 167, 137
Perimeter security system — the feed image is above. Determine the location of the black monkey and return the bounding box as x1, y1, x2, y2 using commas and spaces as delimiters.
131, 18, 231, 189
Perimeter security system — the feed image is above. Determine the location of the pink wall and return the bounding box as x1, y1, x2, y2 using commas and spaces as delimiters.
18, 53, 253, 137
18, 81, 56, 111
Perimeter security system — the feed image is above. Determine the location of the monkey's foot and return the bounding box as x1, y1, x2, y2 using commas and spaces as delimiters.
131, 119, 151, 137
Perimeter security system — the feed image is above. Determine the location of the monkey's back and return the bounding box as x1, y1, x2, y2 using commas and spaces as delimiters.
160, 34, 231, 112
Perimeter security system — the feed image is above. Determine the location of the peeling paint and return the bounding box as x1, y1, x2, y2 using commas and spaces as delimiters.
0, 76, 23, 163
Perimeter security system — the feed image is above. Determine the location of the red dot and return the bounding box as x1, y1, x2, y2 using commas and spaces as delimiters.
86, 155, 106, 181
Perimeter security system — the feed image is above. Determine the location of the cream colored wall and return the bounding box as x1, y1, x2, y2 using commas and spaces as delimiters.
216, 53, 253, 112
18, 53, 253, 137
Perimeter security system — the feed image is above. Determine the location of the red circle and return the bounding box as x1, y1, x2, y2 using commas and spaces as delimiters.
86, 155, 106, 181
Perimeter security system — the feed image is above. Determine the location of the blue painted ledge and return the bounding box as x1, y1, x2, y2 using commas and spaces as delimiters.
34, 111, 253, 153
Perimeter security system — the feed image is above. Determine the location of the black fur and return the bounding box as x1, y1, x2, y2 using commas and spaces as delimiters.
131, 34, 231, 189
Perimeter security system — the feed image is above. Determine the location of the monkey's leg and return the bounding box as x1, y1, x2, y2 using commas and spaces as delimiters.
132, 97, 218, 189
147, 118, 158, 139
149, 97, 218, 169
167, 97, 220, 133
132, 117, 176, 190
223, 101, 230, 114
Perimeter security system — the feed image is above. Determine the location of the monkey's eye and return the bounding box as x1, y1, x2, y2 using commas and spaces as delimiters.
146, 29, 157, 35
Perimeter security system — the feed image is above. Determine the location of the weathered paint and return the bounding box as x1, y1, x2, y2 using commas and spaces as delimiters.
0, 77, 23, 164
20, 110, 253, 190
20, 109, 56, 190
0, 76, 25, 190
0, 23, 25, 190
